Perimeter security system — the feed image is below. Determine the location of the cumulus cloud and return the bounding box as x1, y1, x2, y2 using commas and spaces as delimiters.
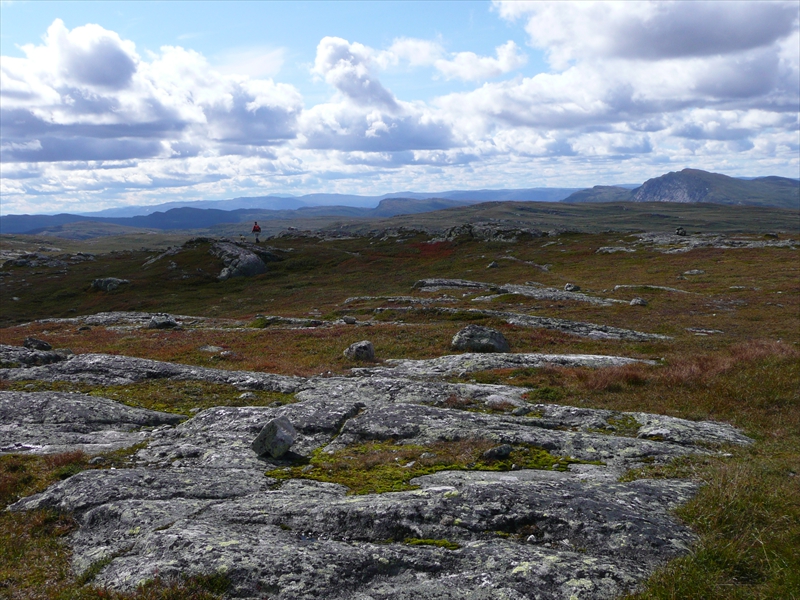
303, 37, 454, 153
496, 1, 799, 66
1, 4, 798, 215
0, 19, 303, 165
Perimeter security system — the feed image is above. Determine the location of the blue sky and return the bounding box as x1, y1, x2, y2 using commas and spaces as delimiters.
1, 1, 798, 214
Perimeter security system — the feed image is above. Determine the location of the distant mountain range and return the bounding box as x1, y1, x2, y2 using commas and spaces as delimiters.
561, 169, 799, 209
2, 169, 797, 236
76, 188, 583, 218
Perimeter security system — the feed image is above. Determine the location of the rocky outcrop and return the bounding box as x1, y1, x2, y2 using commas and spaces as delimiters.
0, 351, 304, 393
3, 348, 753, 599
0, 391, 181, 454
375, 307, 670, 341
210, 241, 270, 281
413, 279, 624, 306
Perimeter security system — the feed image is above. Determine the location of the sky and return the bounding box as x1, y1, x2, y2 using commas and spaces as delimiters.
1, 0, 799, 215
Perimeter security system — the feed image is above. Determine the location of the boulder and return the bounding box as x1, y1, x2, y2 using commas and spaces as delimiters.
482, 444, 513, 461
564, 283, 580, 292
210, 242, 268, 281
486, 261, 499, 269
675, 226, 687, 236
23, 337, 52, 351
451, 325, 510, 353
251, 415, 297, 458
91, 278, 129, 292
148, 315, 179, 329
342, 316, 357, 325
344, 340, 375, 361
630, 297, 648, 306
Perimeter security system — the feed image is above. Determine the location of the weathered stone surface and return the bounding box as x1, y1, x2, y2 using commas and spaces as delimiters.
0, 351, 304, 393
413, 278, 622, 306
251, 416, 297, 458
210, 241, 273, 280
344, 340, 376, 361
0, 391, 181, 454
630, 298, 648, 306
23, 337, 52, 351
452, 325, 510, 353
91, 277, 129, 292
354, 352, 656, 380
3, 349, 753, 599
0, 344, 70, 367
147, 314, 179, 329
372, 307, 668, 341
636, 232, 798, 254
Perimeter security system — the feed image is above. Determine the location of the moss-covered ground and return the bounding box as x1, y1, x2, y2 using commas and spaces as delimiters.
0, 226, 798, 598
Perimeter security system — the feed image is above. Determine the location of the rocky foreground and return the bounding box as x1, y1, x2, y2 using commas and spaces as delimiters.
1, 342, 751, 599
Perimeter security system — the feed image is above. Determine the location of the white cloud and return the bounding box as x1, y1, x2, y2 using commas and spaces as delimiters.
433, 41, 527, 81
495, 1, 799, 67
1, 6, 798, 215
0, 20, 303, 167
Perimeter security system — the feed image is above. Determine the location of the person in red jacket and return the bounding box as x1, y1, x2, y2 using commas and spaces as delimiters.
252, 221, 261, 243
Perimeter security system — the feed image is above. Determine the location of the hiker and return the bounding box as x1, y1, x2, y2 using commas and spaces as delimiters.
252, 221, 261, 243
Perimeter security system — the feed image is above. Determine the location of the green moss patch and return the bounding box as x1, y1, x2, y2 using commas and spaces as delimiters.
267, 439, 595, 495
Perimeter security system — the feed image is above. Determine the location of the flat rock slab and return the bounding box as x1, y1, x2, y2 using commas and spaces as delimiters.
3, 349, 753, 599
0, 391, 181, 455
353, 352, 657, 379
0, 352, 304, 393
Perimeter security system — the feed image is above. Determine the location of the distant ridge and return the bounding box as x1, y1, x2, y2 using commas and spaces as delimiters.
1, 197, 484, 235
74, 188, 582, 219
562, 169, 799, 209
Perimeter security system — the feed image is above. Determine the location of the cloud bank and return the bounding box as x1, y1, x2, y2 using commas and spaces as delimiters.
1, 1, 798, 214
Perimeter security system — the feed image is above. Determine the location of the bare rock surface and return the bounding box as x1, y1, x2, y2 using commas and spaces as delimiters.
413, 278, 623, 306
0, 351, 304, 393
3, 347, 753, 599
377, 307, 669, 341
352, 352, 655, 380
636, 232, 798, 253
0, 391, 181, 454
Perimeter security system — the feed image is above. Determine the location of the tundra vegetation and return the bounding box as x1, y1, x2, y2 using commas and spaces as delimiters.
0, 219, 798, 599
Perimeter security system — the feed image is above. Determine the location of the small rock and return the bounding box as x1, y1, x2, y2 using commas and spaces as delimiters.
23, 337, 52, 351
148, 314, 178, 329
675, 227, 687, 236
344, 340, 375, 361
564, 283, 580, 292
78, 326, 91, 331
482, 444, 513, 461
88, 456, 105, 465
630, 297, 648, 306
487, 261, 499, 269
251, 416, 297, 458
239, 392, 257, 401
683, 269, 705, 275
342, 316, 357, 325
512, 406, 532, 416
198, 345, 224, 353
91, 277, 130, 292
452, 325, 510, 353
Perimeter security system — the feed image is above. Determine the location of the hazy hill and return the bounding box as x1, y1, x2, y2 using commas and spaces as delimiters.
74, 188, 581, 219
561, 186, 634, 204
563, 169, 799, 208
1, 197, 479, 236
